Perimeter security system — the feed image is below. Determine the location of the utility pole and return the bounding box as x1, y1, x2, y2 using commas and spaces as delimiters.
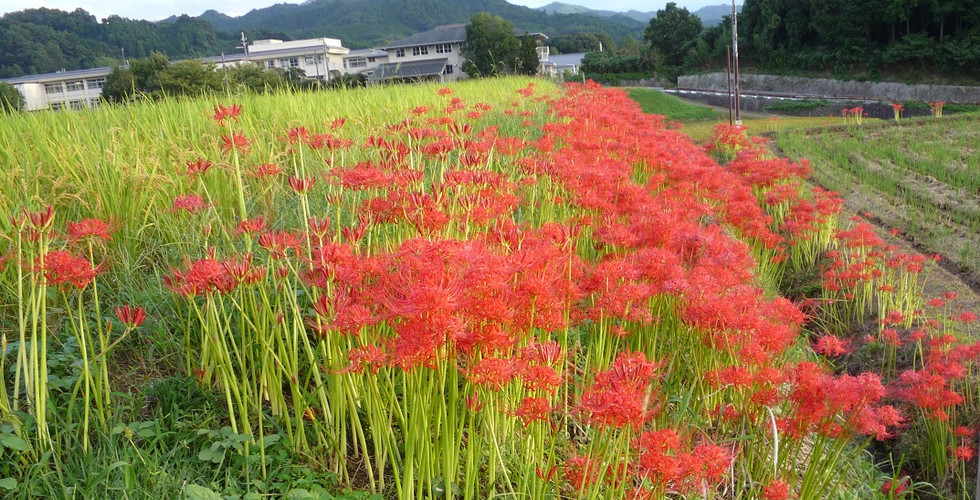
239, 32, 249, 62
323, 39, 331, 83
731, 0, 741, 124
726, 46, 733, 126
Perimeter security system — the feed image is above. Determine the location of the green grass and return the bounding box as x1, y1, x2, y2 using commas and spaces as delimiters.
625, 87, 721, 121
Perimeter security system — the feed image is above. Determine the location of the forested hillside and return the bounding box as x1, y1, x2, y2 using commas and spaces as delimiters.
0, 8, 239, 78
741, 0, 980, 77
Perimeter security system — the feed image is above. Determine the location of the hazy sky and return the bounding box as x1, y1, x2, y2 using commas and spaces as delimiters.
3, 0, 731, 22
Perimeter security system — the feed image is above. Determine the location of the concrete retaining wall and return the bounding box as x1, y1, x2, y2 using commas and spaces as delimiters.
677, 73, 980, 104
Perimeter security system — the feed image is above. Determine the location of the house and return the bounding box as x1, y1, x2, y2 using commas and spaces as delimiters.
372, 24, 468, 84
2, 67, 113, 111
540, 52, 588, 78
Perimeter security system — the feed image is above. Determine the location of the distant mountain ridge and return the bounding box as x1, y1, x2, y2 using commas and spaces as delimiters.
166, 0, 646, 48
536, 2, 740, 26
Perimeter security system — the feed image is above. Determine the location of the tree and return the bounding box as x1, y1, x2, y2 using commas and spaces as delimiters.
0, 82, 24, 112
101, 66, 137, 103
129, 52, 170, 97
462, 12, 520, 77
225, 64, 286, 94
644, 3, 703, 67
517, 33, 540, 75
158, 60, 222, 96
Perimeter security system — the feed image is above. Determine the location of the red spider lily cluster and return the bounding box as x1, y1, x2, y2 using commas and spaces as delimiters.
142, 82, 939, 499
842, 106, 865, 125
3, 207, 148, 451
891, 102, 904, 120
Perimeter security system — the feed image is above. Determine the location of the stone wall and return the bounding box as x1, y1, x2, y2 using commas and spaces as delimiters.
677, 73, 980, 104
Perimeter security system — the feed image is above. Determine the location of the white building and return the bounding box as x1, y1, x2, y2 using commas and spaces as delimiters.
2, 67, 112, 111
541, 52, 587, 78
342, 49, 389, 77
372, 24, 468, 84
237, 37, 350, 81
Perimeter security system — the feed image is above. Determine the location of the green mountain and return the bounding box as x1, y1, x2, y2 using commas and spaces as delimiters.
186, 0, 646, 48
0, 8, 237, 78
536, 2, 740, 26
0, 0, 645, 77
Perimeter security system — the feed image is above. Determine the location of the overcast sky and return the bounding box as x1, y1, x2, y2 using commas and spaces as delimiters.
3, 0, 731, 22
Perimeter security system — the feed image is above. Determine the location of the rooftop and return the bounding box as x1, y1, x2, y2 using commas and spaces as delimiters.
379, 25, 467, 50
1, 66, 114, 85
371, 58, 449, 81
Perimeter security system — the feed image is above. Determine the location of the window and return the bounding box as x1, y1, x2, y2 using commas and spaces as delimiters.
436, 44, 452, 54
288, 57, 299, 68
45, 83, 63, 94
444, 65, 454, 75
86, 77, 106, 89
89, 98, 101, 109
395, 48, 405, 58
65, 80, 84, 92
412, 46, 429, 56
69, 100, 86, 110
367, 57, 376, 63
50, 102, 64, 111
305, 54, 324, 65
347, 57, 366, 69
266, 60, 276, 69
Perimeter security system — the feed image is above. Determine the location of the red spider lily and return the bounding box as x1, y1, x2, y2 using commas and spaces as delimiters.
307, 215, 331, 242
761, 480, 791, 500
165, 258, 236, 296
814, 334, 850, 357
66, 218, 115, 243
287, 126, 309, 144
251, 163, 282, 179
580, 351, 661, 429
466, 356, 517, 390
212, 103, 242, 125
953, 444, 976, 462
436, 87, 452, 96
329, 117, 346, 129
234, 217, 266, 236
257, 230, 303, 259
513, 396, 551, 426
25, 205, 55, 231
172, 194, 207, 214
516, 82, 535, 97
563, 454, 601, 490
184, 158, 213, 178
37, 250, 102, 289
222, 254, 264, 285
220, 132, 250, 155
115, 305, 146, 328
881, 477, 909, 497
285, 175, 314, 194
411, 105, 428, 115
344, 344, 386, 374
